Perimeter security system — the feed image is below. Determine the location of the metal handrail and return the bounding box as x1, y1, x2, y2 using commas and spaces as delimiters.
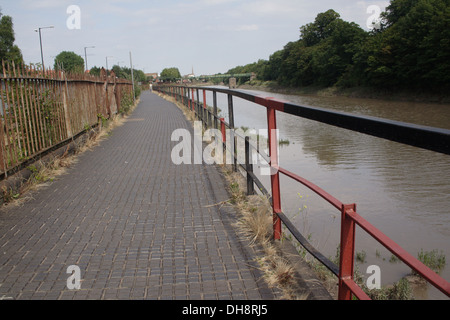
155, 84, 450, 300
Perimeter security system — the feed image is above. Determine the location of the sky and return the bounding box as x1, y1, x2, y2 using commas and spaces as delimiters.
1, 0, 389, 76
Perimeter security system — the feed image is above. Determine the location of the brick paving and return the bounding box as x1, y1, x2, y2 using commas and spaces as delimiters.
0, 92, 280, 300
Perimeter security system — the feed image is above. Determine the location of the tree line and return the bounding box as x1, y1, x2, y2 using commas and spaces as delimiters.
226, 0, 450, 93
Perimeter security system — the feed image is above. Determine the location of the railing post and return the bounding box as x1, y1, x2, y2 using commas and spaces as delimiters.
191, 88, 195, 112
181, 86, 184, 105
196, 89, 200, 120
267, 104, 282, 240
213, 91, 218, 130
187, 87, 190, 108
338, 203, 357, 300
227, 94, 237, 172
203, 89, 207, 127
220, 118, 226, 144
179, 87, 182, 104
245, 136, 255, 196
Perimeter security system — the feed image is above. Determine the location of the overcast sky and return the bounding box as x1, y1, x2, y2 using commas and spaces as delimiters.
1, 0, 389, 76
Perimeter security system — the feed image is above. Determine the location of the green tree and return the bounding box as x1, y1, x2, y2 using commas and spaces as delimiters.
367, 0, 450, 90
381, 0, 420, 27
264, 50, 284, 81
89, 66, 102, 77
54, 51, 85, 74
111, 65, 147, 82
160, 67, 181, 81
0, 10, 23, 65
300, 9, 341, 46
226, 0, 450, 93
112, 65, 128, 79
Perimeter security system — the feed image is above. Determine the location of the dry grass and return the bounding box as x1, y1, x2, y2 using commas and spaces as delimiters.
155, 92, 196, 123
223, 169, 310, 300
2, 150, 79, 209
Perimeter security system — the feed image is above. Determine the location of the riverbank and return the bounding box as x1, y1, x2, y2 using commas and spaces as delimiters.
237, 80, 450, 104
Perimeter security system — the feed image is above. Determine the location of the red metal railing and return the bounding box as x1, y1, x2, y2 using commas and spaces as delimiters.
155, 84, 450, 300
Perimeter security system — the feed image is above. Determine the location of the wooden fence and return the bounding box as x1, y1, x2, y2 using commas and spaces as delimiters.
0, 61, 133, 176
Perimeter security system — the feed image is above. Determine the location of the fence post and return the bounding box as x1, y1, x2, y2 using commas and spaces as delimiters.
338, 203, 357, 300
245, 136, 255, 196
62, 84, 73, 138
267, 104, 282, 240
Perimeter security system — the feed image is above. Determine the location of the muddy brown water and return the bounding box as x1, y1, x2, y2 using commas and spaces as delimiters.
199, 86, 449, 299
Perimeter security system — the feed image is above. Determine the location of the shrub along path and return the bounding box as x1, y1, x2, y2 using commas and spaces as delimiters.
0, 91, 281, 300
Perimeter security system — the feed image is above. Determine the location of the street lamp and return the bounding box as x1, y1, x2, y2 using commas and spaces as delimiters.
105, 56, 113, 76
34, 26, 54, 72
84, 46, 95, 72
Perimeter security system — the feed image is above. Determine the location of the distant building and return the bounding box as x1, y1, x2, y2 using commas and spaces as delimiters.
145, 73, 159, 80
229, 78, 237, 89
184, 66, 195, 79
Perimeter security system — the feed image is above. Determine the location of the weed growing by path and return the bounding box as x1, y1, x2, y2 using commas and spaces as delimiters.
223, 169, 310, 300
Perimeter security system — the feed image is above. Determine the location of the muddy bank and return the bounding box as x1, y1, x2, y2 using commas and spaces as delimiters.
237, 81, 450, 104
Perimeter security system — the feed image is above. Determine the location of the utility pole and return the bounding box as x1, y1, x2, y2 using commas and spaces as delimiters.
84, 46, 95, 72
106, 56, 113, 76
34, 26, 54, 72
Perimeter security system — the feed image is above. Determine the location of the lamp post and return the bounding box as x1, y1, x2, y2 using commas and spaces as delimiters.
34, 26, 54, 72
105, 56, 113, 76
84, 46, 95, 72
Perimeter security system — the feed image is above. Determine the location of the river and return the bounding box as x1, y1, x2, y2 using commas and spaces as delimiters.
199, 86, 450, 299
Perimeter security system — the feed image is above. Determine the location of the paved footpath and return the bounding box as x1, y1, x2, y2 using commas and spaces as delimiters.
0, 92, 280, 300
